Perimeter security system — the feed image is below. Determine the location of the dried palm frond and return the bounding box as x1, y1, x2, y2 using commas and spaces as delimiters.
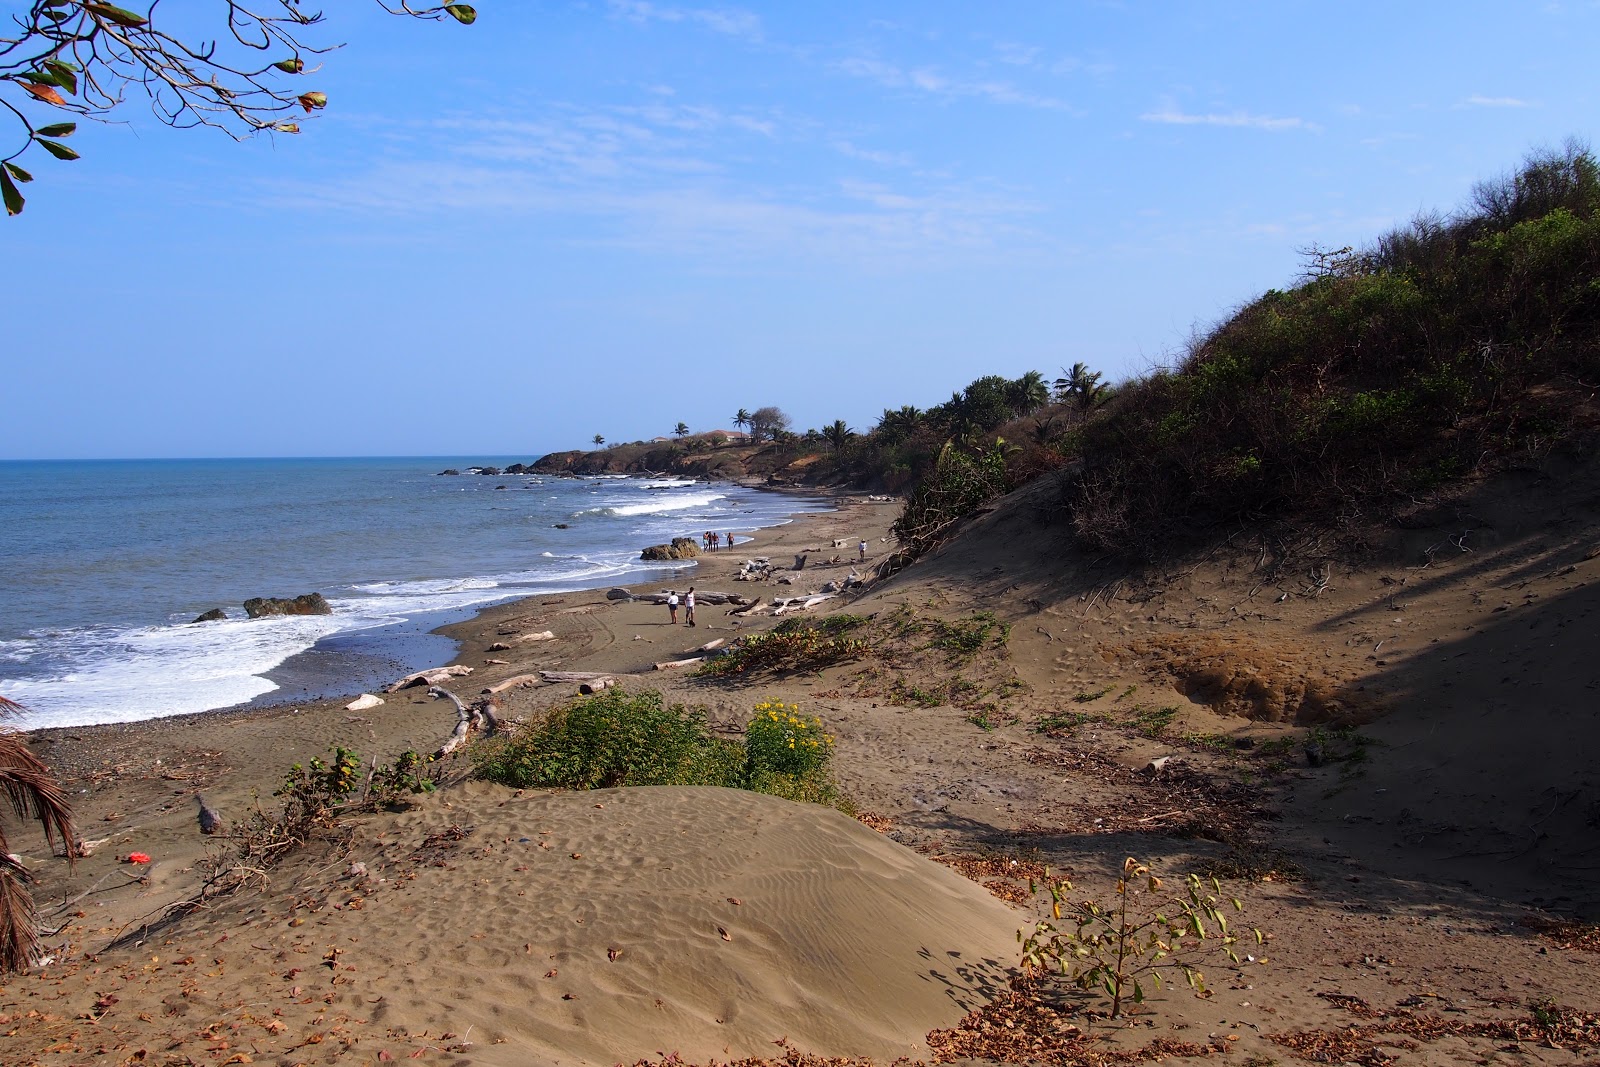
0, 695, 77, 973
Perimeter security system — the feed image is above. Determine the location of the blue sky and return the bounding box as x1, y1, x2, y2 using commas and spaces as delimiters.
3, 1, 1596, 459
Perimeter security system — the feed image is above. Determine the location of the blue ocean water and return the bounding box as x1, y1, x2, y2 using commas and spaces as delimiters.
0, 458, 826, 729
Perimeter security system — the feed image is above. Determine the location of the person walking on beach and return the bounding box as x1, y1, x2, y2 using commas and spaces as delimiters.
685, 587, 696, 627
667, 590, 679, 625
858, 539, 868, 562
726, 532, 734, 551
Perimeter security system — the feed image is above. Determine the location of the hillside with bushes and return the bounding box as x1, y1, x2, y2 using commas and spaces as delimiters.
534, 144, 1599, 569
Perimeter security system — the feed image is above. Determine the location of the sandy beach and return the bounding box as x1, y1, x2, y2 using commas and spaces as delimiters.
8, 476, 1600, 1066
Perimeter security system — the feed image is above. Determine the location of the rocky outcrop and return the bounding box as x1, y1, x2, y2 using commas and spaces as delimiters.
504, 463, 528, 474
437, 469, 461, 476
243, 593, 332, 618
640, 537, 701, 561
191, 608, 228, 624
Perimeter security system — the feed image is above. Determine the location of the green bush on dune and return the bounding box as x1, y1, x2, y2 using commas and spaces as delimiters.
1059, 142, 1600, 559
472, 687, 849, 810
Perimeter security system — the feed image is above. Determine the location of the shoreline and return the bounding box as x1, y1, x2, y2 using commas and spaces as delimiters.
25, 487, 896, 782
11, 476, 839, 734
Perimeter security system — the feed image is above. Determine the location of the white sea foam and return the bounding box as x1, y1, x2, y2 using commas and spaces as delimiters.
573, 491, 727, 518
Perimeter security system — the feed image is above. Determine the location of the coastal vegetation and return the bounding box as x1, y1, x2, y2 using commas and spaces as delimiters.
472, 688, 848, 811
536, 142, 1600, 572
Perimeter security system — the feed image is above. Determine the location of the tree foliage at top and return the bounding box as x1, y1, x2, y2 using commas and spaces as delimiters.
0, 1, 478, 216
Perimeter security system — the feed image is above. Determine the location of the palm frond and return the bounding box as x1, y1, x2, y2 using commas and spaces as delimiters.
0, 859, 39, 974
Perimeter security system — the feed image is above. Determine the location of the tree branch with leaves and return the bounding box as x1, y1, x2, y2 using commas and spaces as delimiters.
1, 0, 478, 216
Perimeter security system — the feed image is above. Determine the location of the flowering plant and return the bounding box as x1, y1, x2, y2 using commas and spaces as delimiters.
745, 700, 834, 778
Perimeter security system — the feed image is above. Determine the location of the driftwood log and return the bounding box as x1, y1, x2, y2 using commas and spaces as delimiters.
636, 590, 747, 606
385, 664, 473, 693
512, 630, 557, 644
578, 677, 617, 694
653, 657, 704, 671
773, 593, 837, 616
539, 670, 612, 683
483, 673, 541, 695
428, 686, 501, 757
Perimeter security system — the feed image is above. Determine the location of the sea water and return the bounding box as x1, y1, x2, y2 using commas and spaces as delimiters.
0, 458, 826, 729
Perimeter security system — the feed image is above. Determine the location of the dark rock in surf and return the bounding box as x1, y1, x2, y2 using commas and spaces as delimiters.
243, 593, 332, 619
504, 463, 528, 474
191, 608, 228, 624
477, 466, 502, 477
437, 469, 461, 476
640, 537, 701, 562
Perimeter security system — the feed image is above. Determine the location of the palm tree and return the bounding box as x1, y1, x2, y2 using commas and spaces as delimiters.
592, 434, 605, 447
1, 695, 75, 974
873, 405, 924, 444
1054, 363, 1107, 409
823, 419, 855, 453
732, 408, 752, 434
673, 422, 690, 438
1009, 370, 1050, 415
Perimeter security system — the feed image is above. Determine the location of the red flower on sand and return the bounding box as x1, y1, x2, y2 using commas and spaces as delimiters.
125, 852, 151, 864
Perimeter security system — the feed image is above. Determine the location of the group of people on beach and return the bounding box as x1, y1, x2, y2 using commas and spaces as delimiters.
666, 588, 696, 627
701, 531, 734, 551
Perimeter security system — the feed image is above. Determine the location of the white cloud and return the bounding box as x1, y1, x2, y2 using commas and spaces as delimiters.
836, 55, 1074, 111
1140, 106, 1316, 132
1462, 94, 1534, 108
607, 0, 762, 41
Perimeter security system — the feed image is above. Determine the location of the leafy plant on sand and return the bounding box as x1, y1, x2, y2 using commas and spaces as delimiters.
1020, 857, 1262, 1019
472, 689, 849, 810
0, 695, 75, 974
694, 615, 870, 678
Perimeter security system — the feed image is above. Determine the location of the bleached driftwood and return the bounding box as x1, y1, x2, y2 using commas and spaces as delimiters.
386, 664, 473, 692
729, 597, 767, 617
773, 593, 837, 616
638, 590, 746, 606
484, 673, 541, 695
430, 685, 501, 756
578, 677, 617, 694
653, 657, 704, 670
344, 694, 384, 712
692, 638, 726, 653
539, 670, 611, 683
513, 630, 557, 644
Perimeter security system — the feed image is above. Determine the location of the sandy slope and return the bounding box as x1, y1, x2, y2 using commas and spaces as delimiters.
10, 473, 1600, 1066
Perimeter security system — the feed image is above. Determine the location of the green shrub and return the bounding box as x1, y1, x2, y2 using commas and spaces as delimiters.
473, 689, 849, 810
471, 688, 742, 790
694, 616, 869, 678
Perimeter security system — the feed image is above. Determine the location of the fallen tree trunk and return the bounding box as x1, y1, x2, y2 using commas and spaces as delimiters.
385, 664, 473, 693
539, 670, 612, 683
429, 686, 503, 756
578, 677, 617, 694
483, 673, 541, 695
512, 630, 557, 644
773, 593, 837, 616
653, 657, 704, 670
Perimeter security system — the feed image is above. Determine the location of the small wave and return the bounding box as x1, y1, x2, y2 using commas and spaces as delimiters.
572, 492, 727, 519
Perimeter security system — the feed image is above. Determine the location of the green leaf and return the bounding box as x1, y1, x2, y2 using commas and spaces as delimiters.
80, 2, 148, 27
36, 122, 77, 138
44, 59, 78, 95
4, 162, 34, 183
37, 139, 79, 161
444, 4, 477, 24
1132, 980, 1144, 1003
0, 167, 24, 216
273, 57, 305, 74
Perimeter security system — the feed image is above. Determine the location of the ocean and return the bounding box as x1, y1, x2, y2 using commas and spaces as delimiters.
0, 458, 827, 730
